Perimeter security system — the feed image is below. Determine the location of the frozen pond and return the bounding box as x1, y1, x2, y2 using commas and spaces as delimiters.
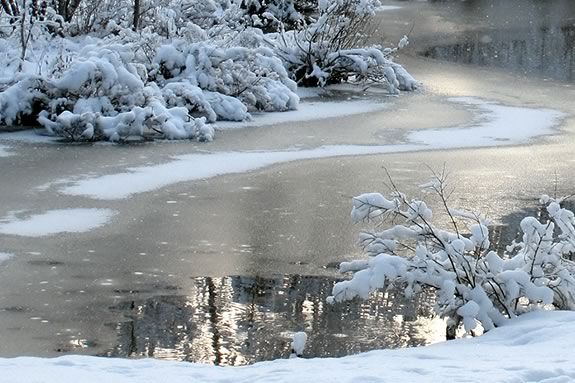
0, 0, 574, 365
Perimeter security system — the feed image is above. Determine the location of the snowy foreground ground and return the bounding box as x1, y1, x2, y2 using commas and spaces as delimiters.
2, 310, 574, 382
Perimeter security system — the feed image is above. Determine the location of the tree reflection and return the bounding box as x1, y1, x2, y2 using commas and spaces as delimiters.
425, 25, 575, 81
102, 199, 575, 366
423, 8, 575, 82
105, 275, 440, 366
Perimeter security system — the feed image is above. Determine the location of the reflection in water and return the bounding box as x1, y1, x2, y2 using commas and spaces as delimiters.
422, 0, 575, 81
104, 275, 442, 366
99, 200, 574, 366
424, 27, 575, 81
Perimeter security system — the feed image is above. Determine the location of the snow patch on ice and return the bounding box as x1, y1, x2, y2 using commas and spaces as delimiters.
0, 252, 14, 263
58, 98, 563, 200
0, 209, 116, 236
59, 145, 417, 200
408, 97, 565, 148
217, 100, 387, 129
376, 5, 402, 12
0, 144, 13, 157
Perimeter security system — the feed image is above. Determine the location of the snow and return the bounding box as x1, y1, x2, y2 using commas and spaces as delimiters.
457, 301, 481, 332
59, 98, 562, 200
0, 252, 14, 263
376, 5, 402, 12
216, 100, 388, 129
408, 97, 565, 148
58, 145, 417, 200
1, 310, 574, 382
0, 209, 116, 236
291, 332, 308, 357
0, 143, 12, 157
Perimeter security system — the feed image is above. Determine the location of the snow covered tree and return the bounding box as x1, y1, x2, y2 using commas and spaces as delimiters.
240, 0, 314, 32
53, 0, 83, 22
0, 0, 20, 18
328, 173, 575, 338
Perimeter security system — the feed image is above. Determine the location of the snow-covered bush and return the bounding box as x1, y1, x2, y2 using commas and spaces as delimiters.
66, 0, 416, 91
240, 0, 314, 32
328, 176, 575, 338
0, 75, 51, 125
150, 41, 298, 114
0, 35, 299, 141
268, 0, 417, 90
0, 0, 417, 141
67, 0, 245, 37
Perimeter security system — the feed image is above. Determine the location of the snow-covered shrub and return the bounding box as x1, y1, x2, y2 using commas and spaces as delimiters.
68, 0, 245, 37
150, 41, 298, 115
0, 41, 210, 140
0, 0, 417, 141
67, 0, 416, 92
0, 75, 51, 124
32, 44, 196, 140
0, 34, 300, 141
240, 0, 315, 32
328, 176, 575, 338
0, 0, 65, 74
268, 0, 417, 91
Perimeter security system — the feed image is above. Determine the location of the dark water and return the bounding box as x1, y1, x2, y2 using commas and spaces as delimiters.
96, 198, 565, 366
103, 275, 438, 365
422, 0, 575, 81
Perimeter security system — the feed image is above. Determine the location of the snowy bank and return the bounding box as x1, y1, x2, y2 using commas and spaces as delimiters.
1, 310, 574, 383
0, 99, 387, 144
